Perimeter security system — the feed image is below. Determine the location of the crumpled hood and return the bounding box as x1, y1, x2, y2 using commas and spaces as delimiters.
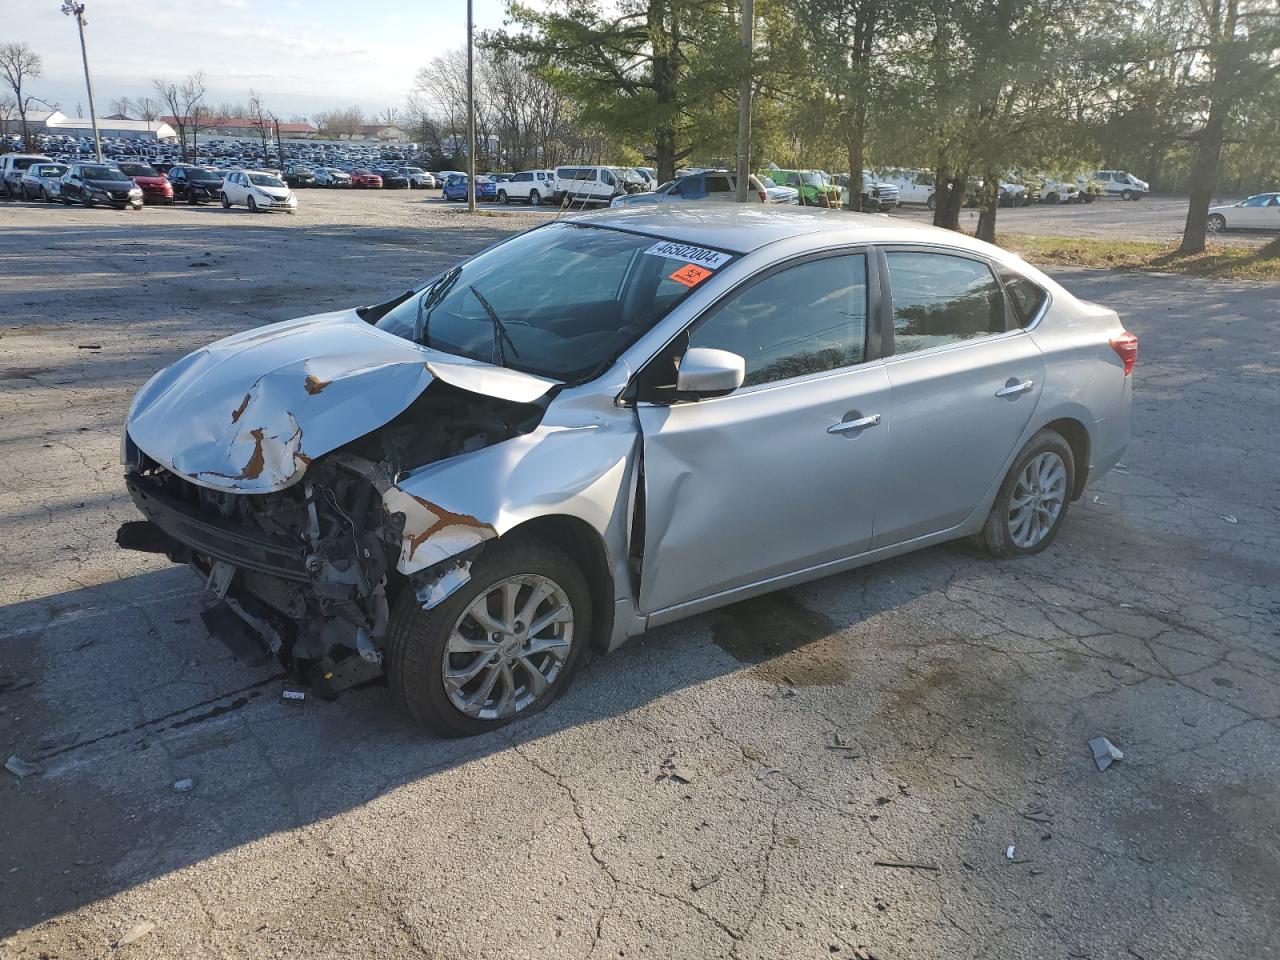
127, 309, 559, 493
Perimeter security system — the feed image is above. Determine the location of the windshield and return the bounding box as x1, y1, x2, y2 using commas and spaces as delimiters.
376, 222, 736, 381
118, 163, 157, 176
800, 172, 826, 187
83, 166, 132, 181
187, 168, 221, 181
35, 164, 66, 177
249, 173, 286, 187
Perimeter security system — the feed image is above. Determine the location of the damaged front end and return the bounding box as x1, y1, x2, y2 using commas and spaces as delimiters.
118, 310, 557, 695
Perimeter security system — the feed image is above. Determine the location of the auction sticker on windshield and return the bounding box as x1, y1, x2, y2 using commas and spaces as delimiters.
669, 264, 714, 288
644, 241, 733, 270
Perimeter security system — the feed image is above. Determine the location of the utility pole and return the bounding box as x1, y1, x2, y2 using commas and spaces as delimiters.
734, 0, 754, 201
61, 2, 102, 162
466, 0, 476, 213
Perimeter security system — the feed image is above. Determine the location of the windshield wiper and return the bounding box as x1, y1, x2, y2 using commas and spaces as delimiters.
468, 284, 519, 368
413, 265, 462, 347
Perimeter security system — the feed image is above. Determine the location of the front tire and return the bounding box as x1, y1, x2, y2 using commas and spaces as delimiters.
1207, 213, 1226, 233
247, 196, 258, 213
1120, 189, 1133, 201
926, 194, 937, 211
975, 429, 1075, 559
497, 189, 509, 205
385, 537, 592, 737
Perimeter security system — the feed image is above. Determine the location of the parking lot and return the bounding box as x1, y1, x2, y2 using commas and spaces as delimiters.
1, 192, 1277, 960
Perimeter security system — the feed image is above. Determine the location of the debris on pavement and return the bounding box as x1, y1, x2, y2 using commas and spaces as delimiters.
1022, 808, 1053, 823
1089, 736, 1125, 771
656, 756, 693, 785
873, 859, 939, 871
5, 755, 40, 779
691, 872, 721, 892
756, 767, 783, 781
1005, 845, 1016, 860
280, 686, 307, 703
1219, 515, 1238, 524
116, 920, 156, 947
172, 777, 195, 793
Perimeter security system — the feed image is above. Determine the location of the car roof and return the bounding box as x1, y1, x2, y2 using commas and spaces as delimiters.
566, 203, 1007, 256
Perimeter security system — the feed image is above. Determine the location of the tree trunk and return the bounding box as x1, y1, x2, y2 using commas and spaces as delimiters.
1180, 0, 1237, 255
975, 168, 1001, 242
934, 165, 967, 231
650, 0, 679, 183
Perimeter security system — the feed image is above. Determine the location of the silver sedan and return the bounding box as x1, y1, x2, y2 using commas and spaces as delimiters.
119, 205, 1136, 736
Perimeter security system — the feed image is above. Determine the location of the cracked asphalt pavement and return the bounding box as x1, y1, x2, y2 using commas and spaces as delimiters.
1, 192, 1277, 960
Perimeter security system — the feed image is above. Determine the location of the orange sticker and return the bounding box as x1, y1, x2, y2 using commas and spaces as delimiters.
669, 263, 713, 288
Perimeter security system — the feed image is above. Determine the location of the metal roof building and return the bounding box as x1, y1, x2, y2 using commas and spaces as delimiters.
23, 110, 177, 140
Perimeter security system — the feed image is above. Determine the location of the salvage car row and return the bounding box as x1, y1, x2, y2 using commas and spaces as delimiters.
0, 154, 297, 213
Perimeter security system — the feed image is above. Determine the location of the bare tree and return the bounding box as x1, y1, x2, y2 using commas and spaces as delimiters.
109, 95, 134, 118
154, 72, 207, 161
0, 42, 43, 149
247, 90, 278, 168
377, 106, 401, 130
134, 96, 161, 122
0, 94, 15, 138
314, 106, 365, 139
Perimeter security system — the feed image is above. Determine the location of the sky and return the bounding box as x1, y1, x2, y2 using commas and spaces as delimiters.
6, 0, 510, 119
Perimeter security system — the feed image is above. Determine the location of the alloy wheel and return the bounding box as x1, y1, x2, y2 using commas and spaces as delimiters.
1007, 451, 1068, 549
442, 574, 574, 720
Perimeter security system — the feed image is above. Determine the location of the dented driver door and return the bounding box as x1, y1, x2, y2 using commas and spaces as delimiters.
633, 250, 890, 617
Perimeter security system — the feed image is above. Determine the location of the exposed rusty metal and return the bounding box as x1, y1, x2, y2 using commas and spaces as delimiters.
303, 374, 329, 395
230, 392, 251, 423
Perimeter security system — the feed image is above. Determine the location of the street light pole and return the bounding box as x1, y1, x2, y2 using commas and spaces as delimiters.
466, 0, 476, 213
61, 2, 102, 162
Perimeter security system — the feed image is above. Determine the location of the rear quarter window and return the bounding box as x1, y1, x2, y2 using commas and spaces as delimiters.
997, 266, 1049, 327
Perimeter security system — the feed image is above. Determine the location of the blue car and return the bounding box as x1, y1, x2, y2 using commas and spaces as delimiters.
442, 174, 497, 202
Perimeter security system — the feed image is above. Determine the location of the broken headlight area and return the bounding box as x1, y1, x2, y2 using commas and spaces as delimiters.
117, 381, 548, 696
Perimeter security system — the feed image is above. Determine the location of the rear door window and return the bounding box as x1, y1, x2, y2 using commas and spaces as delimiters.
885, 252, 1008, 355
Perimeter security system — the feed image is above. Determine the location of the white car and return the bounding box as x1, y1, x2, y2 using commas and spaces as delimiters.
400, 167, 437, 189
1207, 193, 1280, 233
881, 170, 936, 208
554, 165, 627, 206
220, 170, 298, 213
1092, 170, 1149, 201
496, 169, 556, 206
1038, 177, 1080, 204
610, 170, 779, 208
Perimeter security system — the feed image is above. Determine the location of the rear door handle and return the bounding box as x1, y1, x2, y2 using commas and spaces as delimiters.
828, 413, 881, 434
995, 379, 1035, 398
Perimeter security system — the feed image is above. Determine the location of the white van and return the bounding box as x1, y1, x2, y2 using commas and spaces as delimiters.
553, 165, 627, 207
1092, 170, 1149, 200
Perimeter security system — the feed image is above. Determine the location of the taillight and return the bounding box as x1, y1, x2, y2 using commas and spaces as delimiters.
1110, 331, 1138, 375
758, 190, 767, 202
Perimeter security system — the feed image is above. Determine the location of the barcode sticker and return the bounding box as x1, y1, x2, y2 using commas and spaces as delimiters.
643, 241, 732, 270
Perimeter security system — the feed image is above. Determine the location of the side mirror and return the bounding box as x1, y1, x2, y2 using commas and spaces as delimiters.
676, 348, 745, 398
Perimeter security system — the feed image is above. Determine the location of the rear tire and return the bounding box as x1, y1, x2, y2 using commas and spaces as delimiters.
221, 192, 231, 209
1207, 213, 1226, 233
385, 537, 592, 737
975, 429, 1075, 559
529, 190, 541, 206
926, 194, 937, 211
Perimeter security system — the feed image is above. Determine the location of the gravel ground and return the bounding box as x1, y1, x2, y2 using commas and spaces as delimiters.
1, 192, 1277, 960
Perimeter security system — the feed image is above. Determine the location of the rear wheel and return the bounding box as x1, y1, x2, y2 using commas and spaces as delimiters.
385, 537, 591, 737
926, 194, 937, 211
975, 429, 1075, 559
221, 192, 231, 209
529, 189, 541, 206
1207, 213, 1226, 233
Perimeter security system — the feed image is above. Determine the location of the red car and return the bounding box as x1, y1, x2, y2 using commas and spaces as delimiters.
350, 169, 383, 189
116, 161, 174, 205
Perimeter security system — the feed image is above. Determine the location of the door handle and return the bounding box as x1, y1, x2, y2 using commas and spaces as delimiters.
828, 413, 881, 434
995, 379, 1035, 398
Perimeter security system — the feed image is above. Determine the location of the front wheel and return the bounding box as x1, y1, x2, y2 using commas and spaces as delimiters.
975, 429, 1075, 559
926, 194, 937, 211
497, 189, 509, 204
247, 196, 258, 213
385, 537, 592, 737
1207, 213, 1226, 233
1120, 189, 1133, 201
